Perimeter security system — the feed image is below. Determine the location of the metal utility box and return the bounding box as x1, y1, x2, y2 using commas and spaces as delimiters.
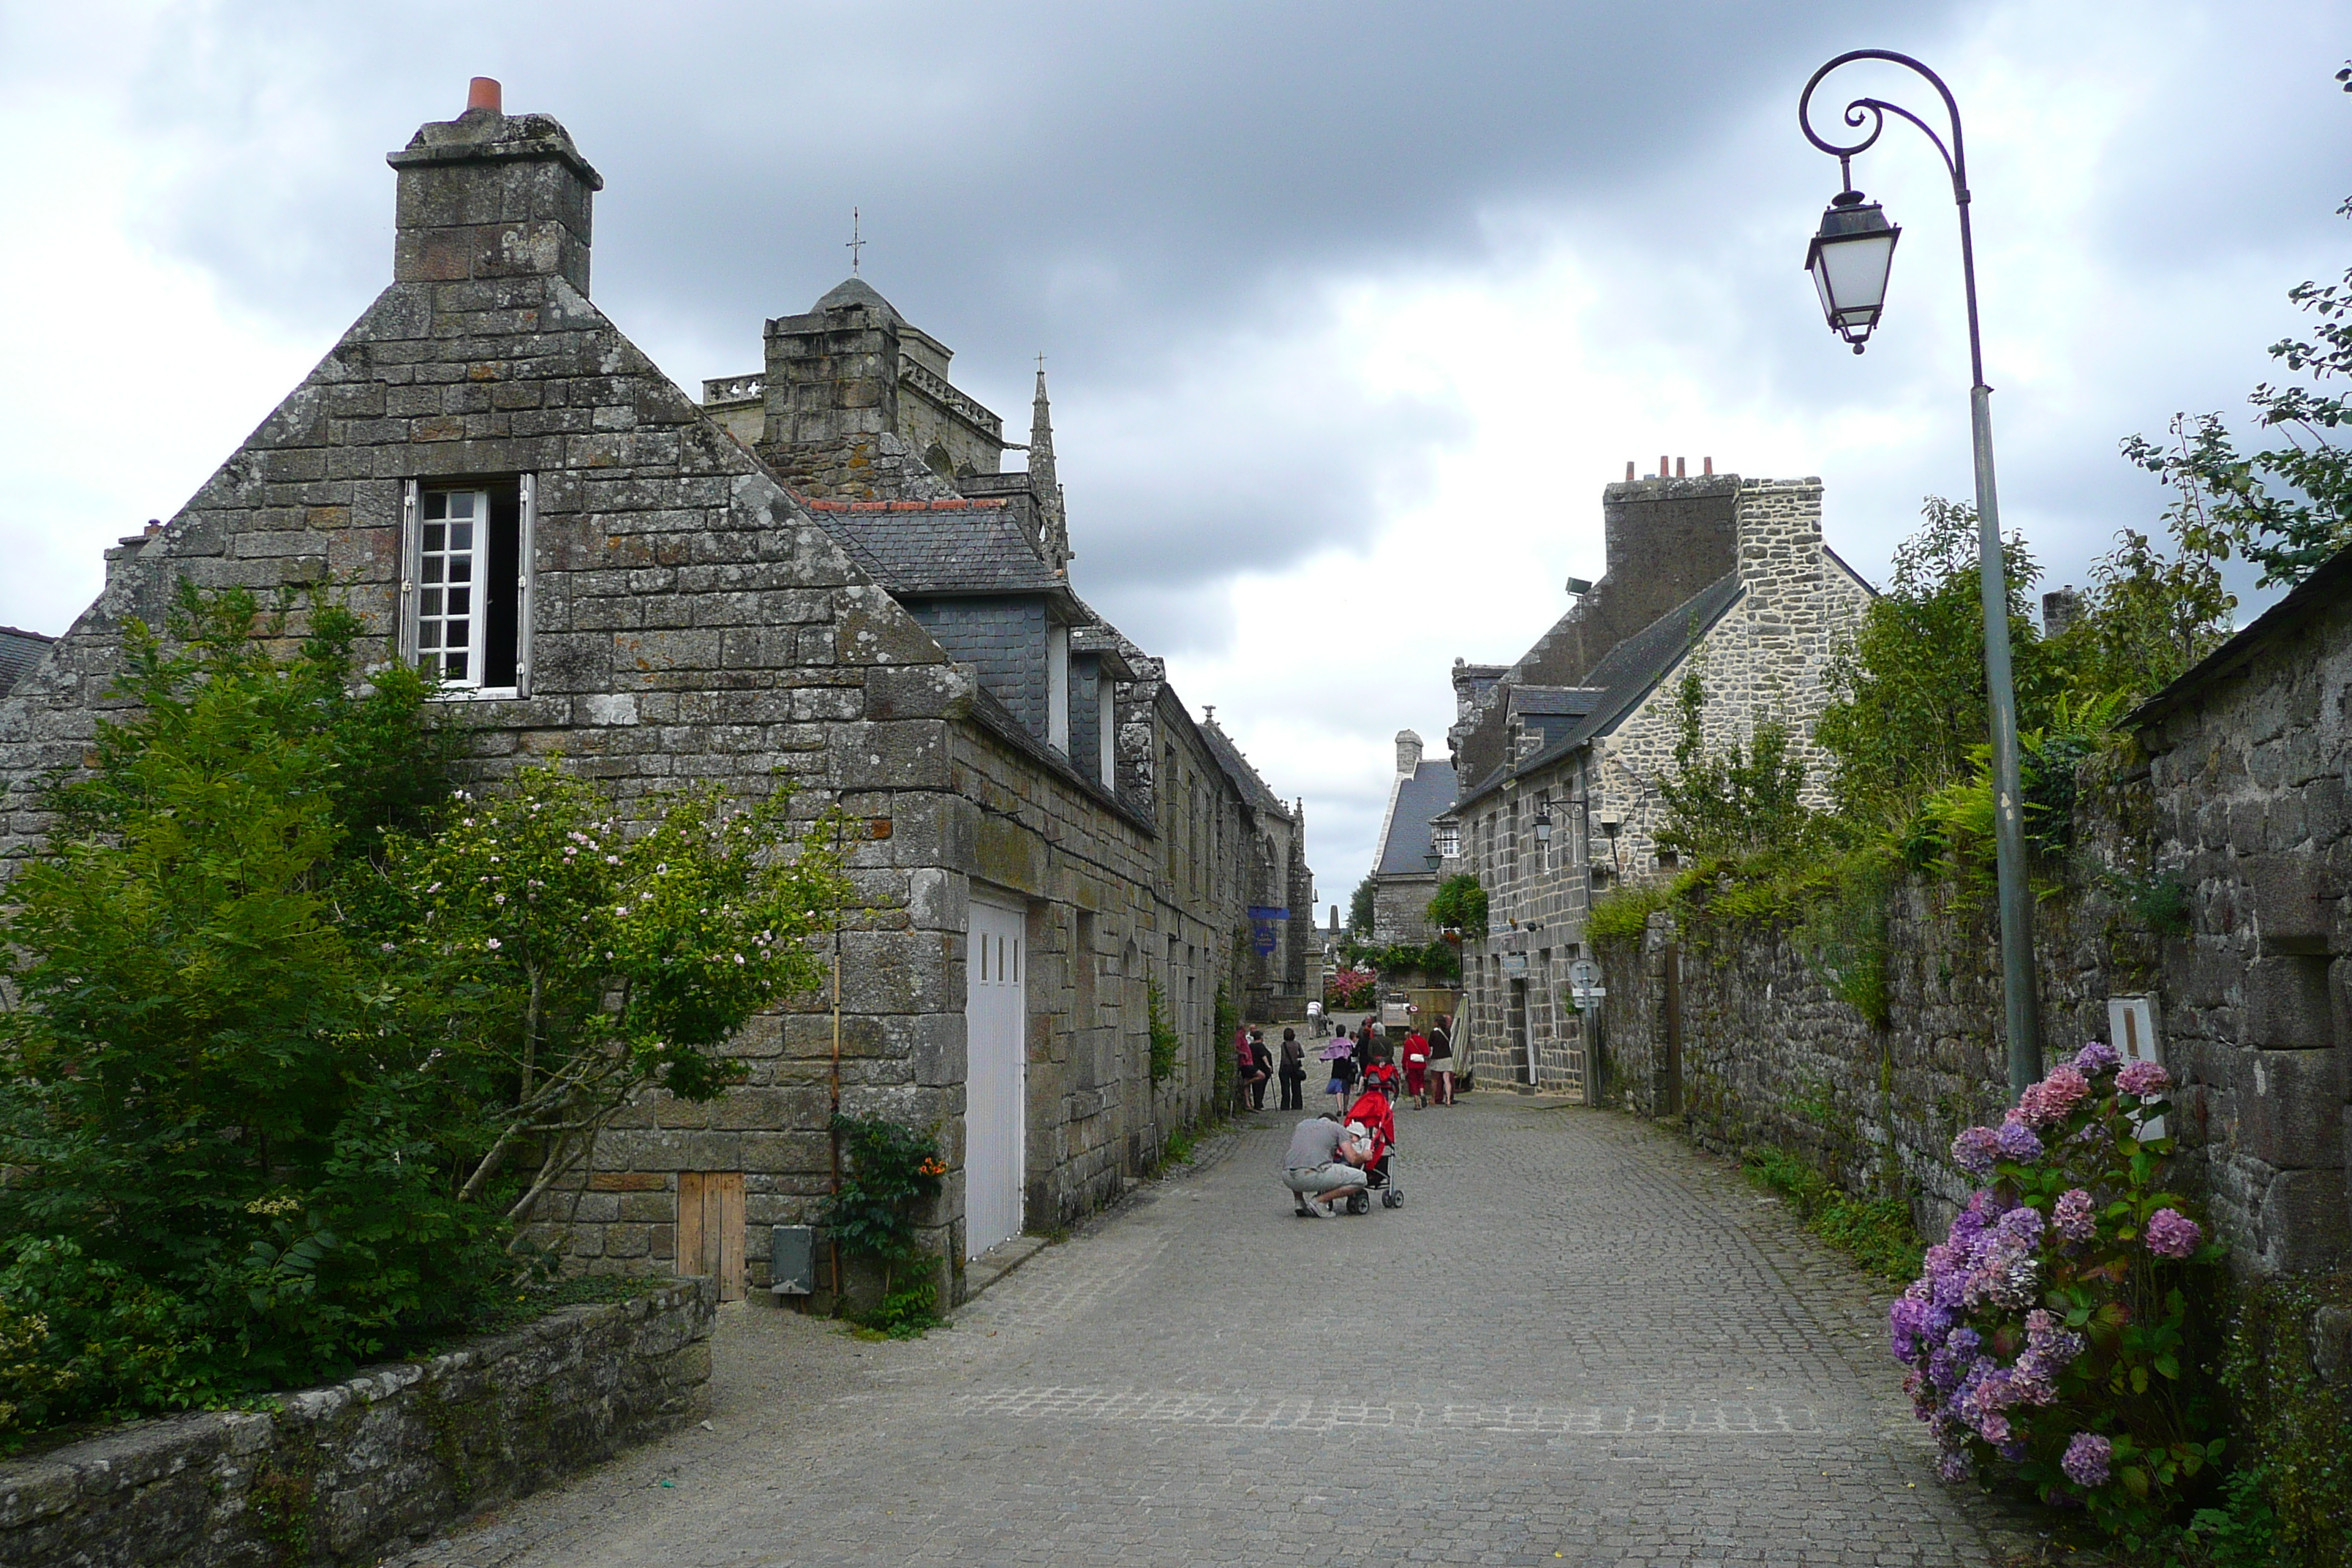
769, 1224, 816, 1296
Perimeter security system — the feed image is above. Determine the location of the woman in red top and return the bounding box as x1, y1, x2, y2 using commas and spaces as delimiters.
1401, 1028, 1431, 1107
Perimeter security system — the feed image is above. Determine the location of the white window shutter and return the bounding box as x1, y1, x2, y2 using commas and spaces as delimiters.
516, 472, 537, 698
397, 479, 421, 667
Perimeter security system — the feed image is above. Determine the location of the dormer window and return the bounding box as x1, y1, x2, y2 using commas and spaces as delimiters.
401, 477, 535, 695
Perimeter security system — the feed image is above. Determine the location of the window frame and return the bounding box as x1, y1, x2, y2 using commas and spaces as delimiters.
399, 475, 535, 699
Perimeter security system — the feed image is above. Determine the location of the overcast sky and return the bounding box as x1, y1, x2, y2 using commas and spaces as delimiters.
1, 0, 2344, 905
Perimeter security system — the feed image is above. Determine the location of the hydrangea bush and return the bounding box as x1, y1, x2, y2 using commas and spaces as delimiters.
1891, 1042, 2228, 1537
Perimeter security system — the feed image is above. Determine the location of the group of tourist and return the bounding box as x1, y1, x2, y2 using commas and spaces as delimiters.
1232, 1012, 1458, 1115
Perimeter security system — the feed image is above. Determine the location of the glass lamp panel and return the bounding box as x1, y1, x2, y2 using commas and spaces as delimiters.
1819, 230, 1896, 320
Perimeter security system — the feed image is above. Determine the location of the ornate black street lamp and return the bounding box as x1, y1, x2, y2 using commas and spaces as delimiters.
1800, 50, 2041, 1092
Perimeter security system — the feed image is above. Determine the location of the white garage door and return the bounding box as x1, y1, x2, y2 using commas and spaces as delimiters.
965, 895, 1027, 1259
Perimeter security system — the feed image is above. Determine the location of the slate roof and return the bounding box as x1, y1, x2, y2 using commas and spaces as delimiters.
802, 497, 1066, 597
0, 626, 55, 696
1375, 756, 1460, 876
1508, 685, 1605, 718
1199, 718, 1289, 818
1455, 570, 1745, 808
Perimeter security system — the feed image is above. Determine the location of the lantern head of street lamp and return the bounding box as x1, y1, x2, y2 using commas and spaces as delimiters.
1532, 812, 1554, 845
1805, 189, 1901, 353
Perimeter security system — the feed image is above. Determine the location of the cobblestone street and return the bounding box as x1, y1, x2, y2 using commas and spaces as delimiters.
391, 1098, 2020, 1567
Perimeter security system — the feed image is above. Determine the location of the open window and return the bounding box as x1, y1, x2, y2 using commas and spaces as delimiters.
400, 476, 535, 695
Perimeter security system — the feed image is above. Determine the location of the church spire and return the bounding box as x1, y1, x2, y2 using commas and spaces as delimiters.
1031, 358, 1071, 570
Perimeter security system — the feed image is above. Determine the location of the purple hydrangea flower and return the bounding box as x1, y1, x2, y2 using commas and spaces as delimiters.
1998, 1206, 2046, 1245
1890, 1294, 1930, 1359
1997, 1439, 2029, 1463
1993, 1117, 2043, 1161
2054, 1188, 2097, 1243
2145, 1207, 2203, 1259
1937, 1448, 1973, 1483
1951, 1125, 2000, 1177
2073, 1041, 2120, 1075
2061, 1431, 2112, 1488
2117, 1058, 2171, 1097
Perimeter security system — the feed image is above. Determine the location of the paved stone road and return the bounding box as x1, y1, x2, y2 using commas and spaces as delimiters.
390, 1098, 2025, 1567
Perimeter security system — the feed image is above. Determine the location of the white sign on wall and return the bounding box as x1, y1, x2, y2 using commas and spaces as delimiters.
2106, 994, 2164, 1141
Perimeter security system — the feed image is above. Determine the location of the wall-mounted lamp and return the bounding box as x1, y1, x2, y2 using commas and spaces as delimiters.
1532, 812, 1554, 844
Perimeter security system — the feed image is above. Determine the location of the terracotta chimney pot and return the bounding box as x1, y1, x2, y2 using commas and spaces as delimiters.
467, 77, 502, 114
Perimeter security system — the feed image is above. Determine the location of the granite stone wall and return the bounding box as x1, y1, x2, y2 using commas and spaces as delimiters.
0, 1281, 714, 1568
1594, 721, 2352, 1277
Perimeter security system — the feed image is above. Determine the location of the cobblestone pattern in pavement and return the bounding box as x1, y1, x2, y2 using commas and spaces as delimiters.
382, 1098, 2028, 1567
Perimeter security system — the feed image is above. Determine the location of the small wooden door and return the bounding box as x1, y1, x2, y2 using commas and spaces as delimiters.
676, 1171, 745, 1301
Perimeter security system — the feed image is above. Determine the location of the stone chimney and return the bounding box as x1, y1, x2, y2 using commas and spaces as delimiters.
762, 278, 905, 451
387, 78, 603, 295
1395, 729, 1423, 776
2043, 586, 2084, 638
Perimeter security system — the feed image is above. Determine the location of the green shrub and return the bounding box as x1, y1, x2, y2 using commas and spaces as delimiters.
820, 1115, 946, 1336
1743, 1146, 1923, 1284
0, 586, 847, 1442
1145, 981, 1181, 1084
1425, 874, 1488, 940
1586, 883, 1668, 949
2217, 1275, 2351, 1567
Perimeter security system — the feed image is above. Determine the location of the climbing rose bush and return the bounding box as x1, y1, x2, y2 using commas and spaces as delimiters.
1891, 1042, 2227, 1538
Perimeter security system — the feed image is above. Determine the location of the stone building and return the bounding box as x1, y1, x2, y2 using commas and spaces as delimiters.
1439, 470, 1870, 1096
1363, 728, 1457, 943
0, 85, 1308, 1303
1196, 714, 1316, 1019
2130, 545, 2352, 1274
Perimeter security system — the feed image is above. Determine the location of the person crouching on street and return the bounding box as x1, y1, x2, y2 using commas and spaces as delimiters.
1281, 1111, 1371, 1217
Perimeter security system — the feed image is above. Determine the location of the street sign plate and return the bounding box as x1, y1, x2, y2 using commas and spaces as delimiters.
1253, 929, 1277, 954
1567, 957, 1602, 988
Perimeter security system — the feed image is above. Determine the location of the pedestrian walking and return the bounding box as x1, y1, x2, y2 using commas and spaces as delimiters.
1235, 1029, 1268, 1114
1248, 1030, 1274, 1111
1429, 1014, 1458, 1105
1401, 1023, 1431, 1107
1319, 1025, 1357, 1113
1277, 1028, 1306, 1110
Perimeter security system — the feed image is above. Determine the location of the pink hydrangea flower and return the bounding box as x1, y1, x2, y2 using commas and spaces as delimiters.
2018, 1066, 2089, 1126
2053, 1188, 2097, 1243
2117, 1058, 2171, 1097
2144, 1207, 2202, 1259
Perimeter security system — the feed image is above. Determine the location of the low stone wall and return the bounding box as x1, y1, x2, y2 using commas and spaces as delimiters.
1594, 881, 2125, 1235
0, 1278, 715, 1568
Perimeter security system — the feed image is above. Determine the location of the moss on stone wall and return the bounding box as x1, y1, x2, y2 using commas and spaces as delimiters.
2220, 1271, 2352, 1568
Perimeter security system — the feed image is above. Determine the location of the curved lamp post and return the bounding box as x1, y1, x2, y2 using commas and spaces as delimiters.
1799, 50, 2040, 1093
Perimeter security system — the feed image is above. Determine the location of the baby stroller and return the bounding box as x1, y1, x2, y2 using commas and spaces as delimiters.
1342, 1084, 1403, 1213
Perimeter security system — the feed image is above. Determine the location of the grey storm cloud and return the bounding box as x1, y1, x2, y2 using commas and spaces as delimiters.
63, 1, 1953, 630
